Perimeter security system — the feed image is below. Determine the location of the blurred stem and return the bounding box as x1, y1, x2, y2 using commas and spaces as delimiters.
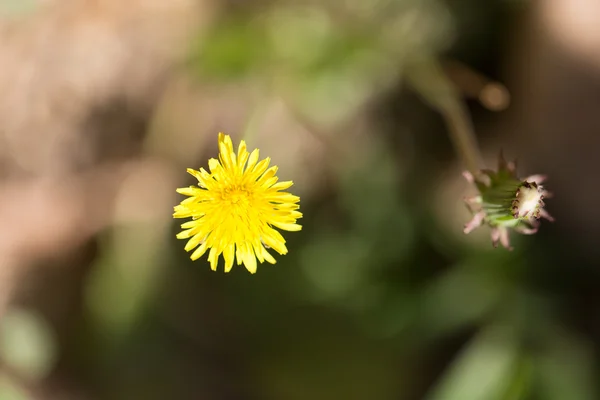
444, 60, 510, 112
406, 57, 483, 176
440, 101, 482, 176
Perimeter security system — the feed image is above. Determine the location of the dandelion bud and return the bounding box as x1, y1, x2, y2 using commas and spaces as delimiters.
463, 152, 553, 250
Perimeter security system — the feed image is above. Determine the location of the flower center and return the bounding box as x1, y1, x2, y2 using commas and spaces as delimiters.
222, 186, 251, 207
513, 182, 542, 219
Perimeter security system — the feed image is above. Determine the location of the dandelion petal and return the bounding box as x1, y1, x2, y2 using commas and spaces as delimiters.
173, 133, 302, 273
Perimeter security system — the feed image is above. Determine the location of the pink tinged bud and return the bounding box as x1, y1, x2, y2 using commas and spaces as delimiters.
463, 171, 475, 184
461, 151, 553, 249
515, 225, 539, 235
464, 211, 486, 234
491, 227, 512, 250
507, 161, 517, 174
463, 195, 482, 213
539, 208, 555, 222
523, 174, 547, 184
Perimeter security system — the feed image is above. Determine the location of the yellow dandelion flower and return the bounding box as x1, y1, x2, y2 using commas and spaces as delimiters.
173, 133, 302, 273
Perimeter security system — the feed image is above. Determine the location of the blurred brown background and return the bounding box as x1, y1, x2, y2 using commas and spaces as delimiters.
0, 0, 599, 399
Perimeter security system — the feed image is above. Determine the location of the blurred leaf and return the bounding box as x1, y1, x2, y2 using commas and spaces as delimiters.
337, 136, 414, 262
299, 136, 414, 304
266, 6, 333, 69
426, 325, 519, 400
300, 232, 372, 301
189, 17, 268, 80
378, 0, 455, 58
535, 330, 597, 400
253, 314, 400, 400
418, 266, 502, 338
338, 139, 405, 234
501, 356, 533, 400
363, 291, 415, 338
286, 66, 373, 126
0, 308, 56, 381
86, 223, 166, 339
0, 0, 38, 18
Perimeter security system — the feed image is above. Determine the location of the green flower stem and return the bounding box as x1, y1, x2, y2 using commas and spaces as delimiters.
441, 100, 483, 177
406, 57, 484, 176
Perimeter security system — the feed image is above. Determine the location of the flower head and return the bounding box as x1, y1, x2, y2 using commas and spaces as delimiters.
174, 133, 302, 273
463, 152, 553, 250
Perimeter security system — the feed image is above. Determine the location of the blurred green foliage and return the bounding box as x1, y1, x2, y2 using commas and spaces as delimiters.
189, 0, 453, 126
1, 1, 597, 399
0, 308, 56, 381
0, 377, 28, 400
0, 0, 38, 19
